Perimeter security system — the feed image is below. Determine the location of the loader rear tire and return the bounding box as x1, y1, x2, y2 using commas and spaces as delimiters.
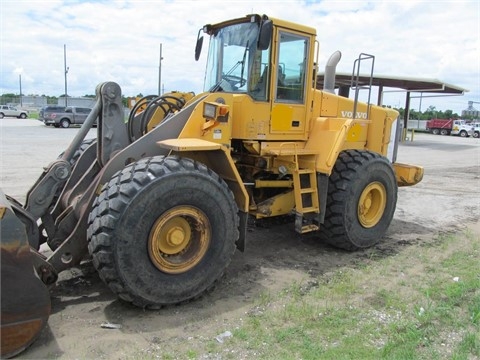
87, 156, 239, 308
319, 150, 397, 251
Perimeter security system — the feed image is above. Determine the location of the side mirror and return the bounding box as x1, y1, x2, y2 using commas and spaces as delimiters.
257, 20, 272, 50
195, 29, 204, 61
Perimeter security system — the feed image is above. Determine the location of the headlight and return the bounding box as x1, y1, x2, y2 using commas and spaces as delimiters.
203, 103, 217, 119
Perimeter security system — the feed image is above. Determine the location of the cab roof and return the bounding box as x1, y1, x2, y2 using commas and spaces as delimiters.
203, 14, 316, 36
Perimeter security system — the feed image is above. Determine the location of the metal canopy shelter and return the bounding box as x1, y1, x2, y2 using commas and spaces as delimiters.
316, 72, 468, 128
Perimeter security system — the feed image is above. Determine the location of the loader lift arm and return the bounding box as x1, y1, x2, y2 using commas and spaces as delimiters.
1, 82, 129, 358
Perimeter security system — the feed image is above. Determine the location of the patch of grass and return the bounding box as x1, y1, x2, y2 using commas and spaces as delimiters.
456, 332, 480, 358
469, 295, 480, 326
218, 228, 480, 360
28, 111, 39, 119
186, 349, 197, 359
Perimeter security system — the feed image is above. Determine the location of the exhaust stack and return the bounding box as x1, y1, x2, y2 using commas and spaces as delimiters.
323, 50, 342, 94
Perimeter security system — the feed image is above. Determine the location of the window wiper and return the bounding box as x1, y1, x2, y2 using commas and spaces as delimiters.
209, 61, 242, 92
239, 41, 249, 85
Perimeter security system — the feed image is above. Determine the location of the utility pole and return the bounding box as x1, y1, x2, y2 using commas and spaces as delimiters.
158, 43, 163, 95
19, 74, 22, 107
64, 44, 69, 107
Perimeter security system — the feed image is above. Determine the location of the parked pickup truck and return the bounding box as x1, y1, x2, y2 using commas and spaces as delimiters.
39, 105, 66, 123
43, 106, 93, 128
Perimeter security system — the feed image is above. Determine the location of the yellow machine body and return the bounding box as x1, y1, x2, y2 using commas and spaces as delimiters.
159, 15, 423, 227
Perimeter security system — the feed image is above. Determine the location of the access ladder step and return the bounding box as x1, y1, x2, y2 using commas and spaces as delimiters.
301, 206, 318, 213
300, 188, 316, 194
297, 169, 314, 175
293, 167, 319, 215
294, 213, 319, 234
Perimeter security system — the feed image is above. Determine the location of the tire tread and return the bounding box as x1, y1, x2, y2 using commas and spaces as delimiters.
319, 150, 396, 251
87, 155, 238, 308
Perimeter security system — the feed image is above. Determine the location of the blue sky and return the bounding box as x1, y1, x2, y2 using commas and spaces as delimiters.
1, 0, 478, 114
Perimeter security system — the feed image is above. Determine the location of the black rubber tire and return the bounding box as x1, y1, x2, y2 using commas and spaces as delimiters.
19, 113, 27, 119
67, 138, 96, 165
87, 155, 239, 308
56, 138, 96, 167
474, 131, 479, 139
459, 130, 467, 137
319, 150, 398, 251
432, 129, 439, 135
440, 129, 448, 136
60, 119, 70, 128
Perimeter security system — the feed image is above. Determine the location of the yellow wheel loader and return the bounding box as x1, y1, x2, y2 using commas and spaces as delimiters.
0, 14, 423, 357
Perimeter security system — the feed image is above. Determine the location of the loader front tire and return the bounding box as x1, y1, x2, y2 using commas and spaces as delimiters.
87, 156, 239, 308
319, 150, 397, 251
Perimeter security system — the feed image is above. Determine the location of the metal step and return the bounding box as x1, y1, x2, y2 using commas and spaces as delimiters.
293, 164, 319, 234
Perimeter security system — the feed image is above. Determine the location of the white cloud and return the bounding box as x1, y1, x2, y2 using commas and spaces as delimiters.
0, 0, 478, 113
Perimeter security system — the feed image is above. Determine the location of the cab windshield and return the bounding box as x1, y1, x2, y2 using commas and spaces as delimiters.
204, 21, 271, 100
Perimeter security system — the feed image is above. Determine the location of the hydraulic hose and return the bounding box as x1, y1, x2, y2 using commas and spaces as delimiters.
127, 94, 190, 142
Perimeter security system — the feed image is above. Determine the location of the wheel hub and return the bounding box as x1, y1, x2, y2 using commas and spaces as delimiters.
167, 227, 185, 246
148, 206, 210, 274
160, 217, 191, 254
358, 182, 387, 228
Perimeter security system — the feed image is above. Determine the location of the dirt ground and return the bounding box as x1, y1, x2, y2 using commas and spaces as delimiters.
0, 118, 479, 359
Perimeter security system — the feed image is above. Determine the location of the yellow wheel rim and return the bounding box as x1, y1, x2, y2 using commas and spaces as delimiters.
358, 182, 387, 228
148, 206, 210, 274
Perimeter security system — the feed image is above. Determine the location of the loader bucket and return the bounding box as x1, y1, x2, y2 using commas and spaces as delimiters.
0, 190, 51, 358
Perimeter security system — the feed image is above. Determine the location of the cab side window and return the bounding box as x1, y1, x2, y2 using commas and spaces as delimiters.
276, 31, 308, 103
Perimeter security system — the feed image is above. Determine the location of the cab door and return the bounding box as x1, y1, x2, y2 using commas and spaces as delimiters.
270, 30, 310, 135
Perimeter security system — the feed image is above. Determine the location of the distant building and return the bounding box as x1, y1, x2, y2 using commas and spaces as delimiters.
462, 101, 479, 118
2, 95, 96, 110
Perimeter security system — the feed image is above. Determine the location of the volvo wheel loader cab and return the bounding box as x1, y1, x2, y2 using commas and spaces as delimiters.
1, 14, 423, 357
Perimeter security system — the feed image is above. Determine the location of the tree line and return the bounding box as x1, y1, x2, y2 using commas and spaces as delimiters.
395, 105, 464, 120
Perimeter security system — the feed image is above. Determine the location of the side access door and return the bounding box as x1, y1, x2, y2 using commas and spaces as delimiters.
269, 28, 311, 137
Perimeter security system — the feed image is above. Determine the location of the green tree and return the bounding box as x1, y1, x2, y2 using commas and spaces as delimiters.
1, 93, 18, 104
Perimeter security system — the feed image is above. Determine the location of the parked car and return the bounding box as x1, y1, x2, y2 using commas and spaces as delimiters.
39, 105, 66, 123
43, 106, 93, 128
0, 105, 28, 119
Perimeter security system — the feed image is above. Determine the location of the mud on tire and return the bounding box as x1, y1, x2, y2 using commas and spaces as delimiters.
87, 155, 239, 308
319, 150, 398, 251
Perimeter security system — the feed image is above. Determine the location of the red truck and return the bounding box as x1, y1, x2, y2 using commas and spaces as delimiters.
425, 119, 474, 137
